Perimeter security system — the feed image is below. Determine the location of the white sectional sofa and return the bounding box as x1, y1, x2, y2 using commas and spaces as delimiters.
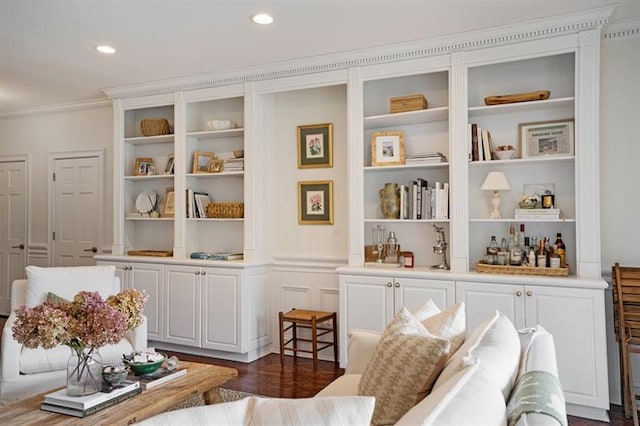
139, 303, 567, 426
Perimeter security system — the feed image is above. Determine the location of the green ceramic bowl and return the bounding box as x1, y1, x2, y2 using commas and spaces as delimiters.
126, 355, 165, 376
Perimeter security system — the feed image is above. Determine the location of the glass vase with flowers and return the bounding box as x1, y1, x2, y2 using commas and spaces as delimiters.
12, 288, 148, 396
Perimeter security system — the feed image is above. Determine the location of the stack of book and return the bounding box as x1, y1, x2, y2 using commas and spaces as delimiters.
405, 152, 447, 165
469, 123, 493, 161
41, 380, 141, 418
186, 190, 211, 218
514, 208, 561, 220
128, 366, 188, 390
399, 180, 449, 220
223, 158, 244, 172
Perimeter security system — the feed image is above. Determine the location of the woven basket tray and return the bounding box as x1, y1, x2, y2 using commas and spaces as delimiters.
476, 261, 569, 277
140, 118, 171, 136
127, 250, 173, 257
207, 202, 244, 218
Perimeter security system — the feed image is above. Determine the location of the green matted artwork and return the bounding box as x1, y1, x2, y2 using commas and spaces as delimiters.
297, 123, 333, 168
298, 180, 334, 225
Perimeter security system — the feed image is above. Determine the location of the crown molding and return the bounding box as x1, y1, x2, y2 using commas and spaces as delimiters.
0, 97, 111, 119
102, 6, 615, 101
603, 17, 640, 40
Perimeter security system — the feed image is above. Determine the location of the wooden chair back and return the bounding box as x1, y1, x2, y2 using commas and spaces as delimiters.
613, 263, 640, 345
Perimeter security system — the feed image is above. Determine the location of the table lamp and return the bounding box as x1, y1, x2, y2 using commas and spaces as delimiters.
481, 171, 510, 219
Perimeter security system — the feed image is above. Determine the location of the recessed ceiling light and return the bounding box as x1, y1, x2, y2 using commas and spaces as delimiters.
96, 45, 116, 54
251, 13, 274, 25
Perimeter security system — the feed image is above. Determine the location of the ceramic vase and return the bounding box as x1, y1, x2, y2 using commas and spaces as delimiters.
379, 183, 400, 219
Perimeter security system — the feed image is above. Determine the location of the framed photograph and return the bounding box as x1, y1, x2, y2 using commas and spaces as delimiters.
210, 159, 224, 173
192, 151, 215, 174
161, 187, 175, 218
519, 119, 574, 158
134, 157, 154, 176
297, 123, 333, 168
164, 154, 175, 175
298, 180, 333, 225
371, 131, 405, 166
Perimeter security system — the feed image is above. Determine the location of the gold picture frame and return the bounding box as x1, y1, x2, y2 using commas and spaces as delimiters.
371, 131, 405, 166
161, 187, 175, 218
297, 123, 333, 168
134, 157, 154, 176
298, 180, 334, 225
210, 159, 224, 173
192, 151, 215, 174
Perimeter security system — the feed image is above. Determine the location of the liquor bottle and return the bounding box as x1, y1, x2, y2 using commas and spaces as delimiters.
499, 237, 510, 265
536, 237, 548, 268
487, 236, 498, 255
554, 233, 566, 267
529, 237, 538, 266
522, 236, 531, 265
549, 244, 561, 268
509, 225, 523, 266
544, 237, 552, 267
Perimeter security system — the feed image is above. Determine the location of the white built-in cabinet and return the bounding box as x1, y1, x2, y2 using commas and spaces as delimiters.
100, 7, 612, 420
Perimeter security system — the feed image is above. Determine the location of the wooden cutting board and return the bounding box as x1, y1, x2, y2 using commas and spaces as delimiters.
484, 90, 550, 105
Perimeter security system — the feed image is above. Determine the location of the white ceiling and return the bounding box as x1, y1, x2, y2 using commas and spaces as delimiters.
0, 0, 638, 115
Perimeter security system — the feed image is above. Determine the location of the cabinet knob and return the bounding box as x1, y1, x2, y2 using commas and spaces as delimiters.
195, 271, 200, 275
394, 282, 400, 288
516, 291, 523, 297
386, 282, 393, 288
202, 271, 207, 276
526, 291, 533, 297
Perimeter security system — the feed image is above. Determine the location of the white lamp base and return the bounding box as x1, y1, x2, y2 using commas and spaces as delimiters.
489, 191, 502, 219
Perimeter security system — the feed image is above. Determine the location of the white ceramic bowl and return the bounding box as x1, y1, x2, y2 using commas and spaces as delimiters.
494, 150, 516, 160
206, 120, 235, 131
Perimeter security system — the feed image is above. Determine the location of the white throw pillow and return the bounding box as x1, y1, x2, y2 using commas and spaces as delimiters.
412, 298, 441, 319
396, 361, 507, 426
415, 302, 466, 354
433, 311, 520, 399
358, 307, 450, 426
136, 397, 252, 425
25, 265, 116, 307
249, 396, 375, 425
344, 329, 382, 375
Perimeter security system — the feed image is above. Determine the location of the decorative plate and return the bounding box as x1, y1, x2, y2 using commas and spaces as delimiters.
135, 190, 157, 214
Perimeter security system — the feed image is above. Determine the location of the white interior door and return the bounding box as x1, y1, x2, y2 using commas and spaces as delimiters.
52, 156, 102, 266
0, 159, 27, 314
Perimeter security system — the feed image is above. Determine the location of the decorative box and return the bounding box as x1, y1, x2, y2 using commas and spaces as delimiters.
389, 94, 428, 113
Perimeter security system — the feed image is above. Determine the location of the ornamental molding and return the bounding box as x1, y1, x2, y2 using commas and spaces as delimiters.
103, 6, 615, 101
603, 17, 640, 40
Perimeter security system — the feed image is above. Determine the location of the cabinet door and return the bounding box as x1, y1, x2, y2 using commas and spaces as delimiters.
394, 277, 455, 313
455, 281, 526, 331
525, 285, 608, 411
107, 262, 129, 289
201, 267, 241, 352
163, 265, 201, 346
129, 262, 164, 341
341, 275, 391, 334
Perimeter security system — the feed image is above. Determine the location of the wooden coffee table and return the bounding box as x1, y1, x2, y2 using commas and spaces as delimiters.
0, 361, 238, 425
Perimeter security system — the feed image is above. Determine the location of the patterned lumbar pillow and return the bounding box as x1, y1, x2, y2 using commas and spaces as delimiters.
358, 307, 451, 426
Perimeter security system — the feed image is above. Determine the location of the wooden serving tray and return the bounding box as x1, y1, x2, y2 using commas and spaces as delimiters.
476, 261, 568, 277
484, 90, 550, 105
127, 250, 173, 257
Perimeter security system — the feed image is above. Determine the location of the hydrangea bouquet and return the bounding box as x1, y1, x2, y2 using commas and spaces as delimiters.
12, 288, 148, 396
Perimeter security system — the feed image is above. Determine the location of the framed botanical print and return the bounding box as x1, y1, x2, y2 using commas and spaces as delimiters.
298, 180, 333, 225
297, 123, 333, 168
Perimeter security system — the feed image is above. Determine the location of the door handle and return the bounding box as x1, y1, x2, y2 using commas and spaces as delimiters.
83, 247, 98, 253
11, 244, 25, 250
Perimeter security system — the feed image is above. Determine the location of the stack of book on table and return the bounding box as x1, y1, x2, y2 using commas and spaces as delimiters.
129, 366, 188, 390
41, 380, 141, 417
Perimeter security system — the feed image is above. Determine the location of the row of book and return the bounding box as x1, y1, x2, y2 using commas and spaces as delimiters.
41, 368, 187, 418
398, 180, 449, 220
186, 189, 211, 218
405, 152, 447, 165
469, 123, 493, 161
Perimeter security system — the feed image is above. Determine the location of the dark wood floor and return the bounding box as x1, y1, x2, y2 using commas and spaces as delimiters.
0, 316, 632, 424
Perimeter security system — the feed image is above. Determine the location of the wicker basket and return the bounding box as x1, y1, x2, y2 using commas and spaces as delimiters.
476, 261, 569, 277
140, 118, 171, 136
389, 94, 428, 113
207, 202, 244, 218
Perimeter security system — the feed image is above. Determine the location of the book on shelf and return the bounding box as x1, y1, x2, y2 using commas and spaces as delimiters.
127, 366, 187, 390
207, 253, 244, 261
41, 387, 141, 418
470, 123, 479, 161
515, 208, 561, 220
194, 192, 211, 218
481, 129, 492, 161
43, 380, 140, 410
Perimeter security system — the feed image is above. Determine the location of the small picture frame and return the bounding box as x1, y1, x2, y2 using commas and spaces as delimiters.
297, 123, 333, 168
371, 131, 405, 166
192, 151, 215, 174
298, 180, 334, 225
210, 159, 224, 173
134, 157, 154, 176
164, 154, 175, 175
519, 119, 574, 158
520, 183, 555, 209
161, 187, 175, 217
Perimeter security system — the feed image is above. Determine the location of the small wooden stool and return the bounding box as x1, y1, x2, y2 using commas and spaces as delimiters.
279, 309, 338, 371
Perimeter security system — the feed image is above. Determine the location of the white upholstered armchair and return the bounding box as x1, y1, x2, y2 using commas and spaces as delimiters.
0, 266, 147, 404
